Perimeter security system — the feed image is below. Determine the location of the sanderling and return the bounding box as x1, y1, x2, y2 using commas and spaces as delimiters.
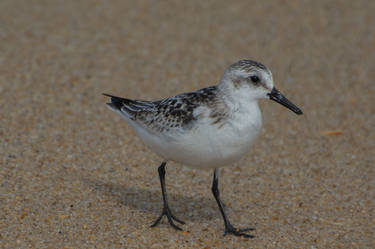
103, 59, 302, 238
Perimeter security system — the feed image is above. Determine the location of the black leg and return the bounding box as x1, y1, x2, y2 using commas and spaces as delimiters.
150, 162, 185, 230
211, 169, 255, 238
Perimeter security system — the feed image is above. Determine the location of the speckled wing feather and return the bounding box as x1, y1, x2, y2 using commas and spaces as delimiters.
103, 93, 160, 120
104, 86, 222, 133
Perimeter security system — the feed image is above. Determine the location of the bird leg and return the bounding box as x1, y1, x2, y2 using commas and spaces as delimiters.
151, 162, 185, 230
211, 169, 255, 238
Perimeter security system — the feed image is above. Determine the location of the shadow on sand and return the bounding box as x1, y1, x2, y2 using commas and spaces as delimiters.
82, 177, 220, 223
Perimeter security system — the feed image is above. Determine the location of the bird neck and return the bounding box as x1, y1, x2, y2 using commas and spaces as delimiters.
217, 79, 259, 114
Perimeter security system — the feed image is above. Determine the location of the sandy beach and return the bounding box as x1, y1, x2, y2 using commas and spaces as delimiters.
0, 0, 374, 248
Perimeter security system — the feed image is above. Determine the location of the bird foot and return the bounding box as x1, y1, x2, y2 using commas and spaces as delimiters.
224, 223, 255, 238
150, 206, 185, 231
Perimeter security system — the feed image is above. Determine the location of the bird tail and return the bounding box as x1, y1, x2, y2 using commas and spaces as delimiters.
103, 93, 129, 110
102, 93, 156, 120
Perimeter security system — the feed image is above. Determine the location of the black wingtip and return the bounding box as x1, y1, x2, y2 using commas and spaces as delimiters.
102, 93, 123, 101
102, 93, 125, 110
102, 93, 115, 98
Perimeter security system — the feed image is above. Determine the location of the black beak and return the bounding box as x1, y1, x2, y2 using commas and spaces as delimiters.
268, 87, 303, 115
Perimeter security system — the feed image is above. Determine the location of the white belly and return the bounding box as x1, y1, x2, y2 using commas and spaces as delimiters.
167, 122, 261, 168
130, 103, 262, 169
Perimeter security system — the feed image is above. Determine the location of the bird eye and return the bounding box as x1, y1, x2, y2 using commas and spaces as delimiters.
250, 75, 260, 83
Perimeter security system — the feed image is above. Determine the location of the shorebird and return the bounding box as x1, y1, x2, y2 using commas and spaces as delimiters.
103, 59, 302, 238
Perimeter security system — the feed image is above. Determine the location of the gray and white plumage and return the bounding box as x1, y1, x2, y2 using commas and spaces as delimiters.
104, 59, 302, 169
103, 59, 303, 236
104, 86, 221, 133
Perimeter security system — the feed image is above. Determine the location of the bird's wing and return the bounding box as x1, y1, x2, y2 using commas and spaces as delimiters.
103, 86, 219, 133
103, 93, 160, 120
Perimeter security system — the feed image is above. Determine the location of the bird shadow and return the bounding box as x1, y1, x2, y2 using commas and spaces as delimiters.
82, 177, 220, 223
